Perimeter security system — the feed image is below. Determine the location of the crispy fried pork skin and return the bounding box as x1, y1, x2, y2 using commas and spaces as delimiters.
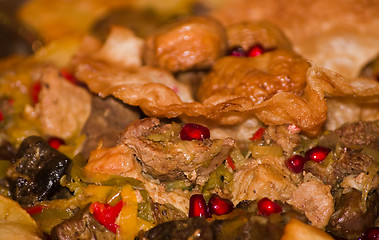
119, 118, 235, 181
198, 49, 309, 104
226, 21, 292, 51
6, 136, 71, 206
143, 16, 227, 72
210, 0, 379, 79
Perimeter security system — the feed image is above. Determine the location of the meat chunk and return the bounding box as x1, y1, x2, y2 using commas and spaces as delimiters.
226, 21, 292, 52
320, 120, 379, 148
143, 16, 227, 72
197, 49, 309, 104
35, 65, 91, 139
0, 136, 15, 162
231, 157, 297, 205
80, 95, 140, 159
119, 118, 235, 182
50, 206, 115, 240
327, 189, 379, 239
288, 174, 334, 228
264, 125, 301, 155
304, 148, 373, 186
84, 144, 191, 214
6, 136, 71, 206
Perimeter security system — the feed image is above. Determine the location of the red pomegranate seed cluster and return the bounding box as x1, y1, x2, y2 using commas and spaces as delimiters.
257, 197, 282, 216
189, 194, 234, 218
285, 146, 331, 173
180, 123, 210, 141
228, 44, 265, 57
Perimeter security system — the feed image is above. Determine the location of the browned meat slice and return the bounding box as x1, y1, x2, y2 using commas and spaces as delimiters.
304, 148, 373, 186
35, 65, 91, 139
80, 95, 140, 159
50, 206, 115, 240
288, 174, 334, 228
320, 120, 379, 148
143, 16, 227, 72
119, 118, 235, 181
327, 189, 379, 240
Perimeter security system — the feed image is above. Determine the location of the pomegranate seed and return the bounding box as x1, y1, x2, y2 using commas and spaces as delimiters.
60, 68, 77, 85
228, 47, 246, 57
208, 194, 234, 216
30, 81, 41, 104
257, 197, 282, 216
180, 123, 210, 141
285, 155, 307, 173
0, 111, 3, 122
305, 146, 331, 163
247, 45, 264, 57
48, 137, 65, 149
363, 227, 379, 240
189, 194, 211, 218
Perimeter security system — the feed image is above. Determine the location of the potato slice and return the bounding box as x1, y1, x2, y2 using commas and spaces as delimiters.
0, 195, 42, 240
281, 218, 333, 240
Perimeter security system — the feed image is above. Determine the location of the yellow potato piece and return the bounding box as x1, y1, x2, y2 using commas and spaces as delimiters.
0, 195, 42, 240
281, 218, 333, 240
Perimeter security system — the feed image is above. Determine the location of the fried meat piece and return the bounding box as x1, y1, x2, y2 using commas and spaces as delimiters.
119, 118, 235, 181
143, 16, 227, 72
34, 65, 91, 139
197, 49, 309, 104
226, 21, 292, 51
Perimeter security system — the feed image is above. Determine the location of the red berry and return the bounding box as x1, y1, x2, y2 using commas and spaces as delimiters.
285, 155, 307, 173
247, 45, 264, 57
257, 197, 282, 216
305, 146, 331, 163
208, 194, 234, 216
228, 47, 246, 57
48, 137, 65, 149
363, 227, 379, 240
30, 81, 41, 104
180, 123, 210, 141
189, 194, 211, 218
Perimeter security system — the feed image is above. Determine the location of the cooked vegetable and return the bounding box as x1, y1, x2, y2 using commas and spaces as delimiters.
6, 136, 72, 206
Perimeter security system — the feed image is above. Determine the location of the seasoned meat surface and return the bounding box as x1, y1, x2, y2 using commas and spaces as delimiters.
144, 16, 227, 72
328, 189, 379, 239
6, 136, 71, 206
80, 95, 140, 159
119, 118, 235, 181
320, 120, 379, 148
50, 206, 115, 240
304, 148, 373, 186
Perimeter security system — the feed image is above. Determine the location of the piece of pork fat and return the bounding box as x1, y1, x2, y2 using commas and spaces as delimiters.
118, 117, 235, 182
288, 173, 334, 229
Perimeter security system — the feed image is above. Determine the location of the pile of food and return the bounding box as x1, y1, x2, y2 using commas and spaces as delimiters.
0, 0, 378, 239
